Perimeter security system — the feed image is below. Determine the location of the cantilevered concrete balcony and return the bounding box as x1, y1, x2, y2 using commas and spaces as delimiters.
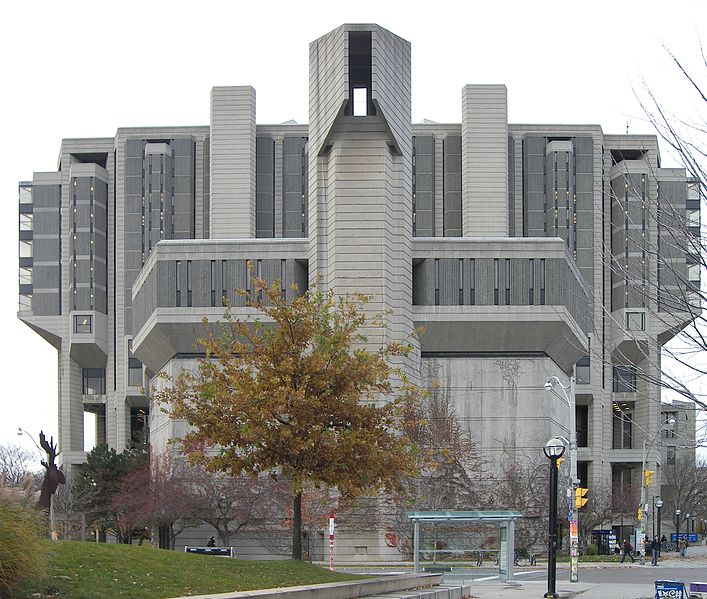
412, 238, 590, 373
131, 239, 308, 373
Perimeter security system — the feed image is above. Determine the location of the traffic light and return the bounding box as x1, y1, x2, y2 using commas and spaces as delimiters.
638, 506, 644, 523
575, 487, 589, 509
556, 457, 564, 470
644, 469, 654, 487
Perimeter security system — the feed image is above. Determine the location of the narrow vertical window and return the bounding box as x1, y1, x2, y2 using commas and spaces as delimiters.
221, 260, 227, 306
469, 259, 476, 305
434, 259, 440, 306
540, 259, 546, 305
175, 260, 181, 307
529, 258, 535, 305
412, 137, 417, 237
494, 259, 499, 306
186, 261, 192, 307
256, 259, 263, 303
504, 258, 511, 305
280, 259, 287, 300
210, 260, 216, 307
245, 260, 251, 304
458, 259, 464, 305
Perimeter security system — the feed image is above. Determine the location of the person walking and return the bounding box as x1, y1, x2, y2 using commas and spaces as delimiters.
620, 539, 635, 563
678, 537, 687, 558
651, 536, 660, 566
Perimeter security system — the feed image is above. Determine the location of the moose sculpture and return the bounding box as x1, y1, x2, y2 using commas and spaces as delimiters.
38, 431, 65, 514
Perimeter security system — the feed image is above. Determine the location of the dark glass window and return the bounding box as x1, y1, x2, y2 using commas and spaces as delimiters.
576, 405, 589, 447
176, 260, 181, 307
613, 366, 637, 392
469, 259, 475, 305
576, 355, 590, 384
130, 407, 149, 447
186, 261, 192, 307
612, 403, 633, 449
577, 462, 589, 489
210, 260, 216, 307
434, 259, 440, 306
74, 314, 92, 334
127, 340, 143, 388
82, 368, 105, 395
504, 258, 511, 305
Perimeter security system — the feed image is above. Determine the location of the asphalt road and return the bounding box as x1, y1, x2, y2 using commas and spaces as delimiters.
440, 563, 707, 585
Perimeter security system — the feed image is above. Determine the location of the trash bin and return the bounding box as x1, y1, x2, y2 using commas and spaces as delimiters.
655, 580, 688, 598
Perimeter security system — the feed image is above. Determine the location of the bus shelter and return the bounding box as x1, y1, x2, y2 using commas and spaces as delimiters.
407, 510, 523, 582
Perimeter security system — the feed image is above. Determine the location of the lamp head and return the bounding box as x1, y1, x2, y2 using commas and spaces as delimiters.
667, 417, 676, 425
655, 499, 664, 509
543, 437, 566, 459
676, 509, 682, 516
544, 380, 553, 391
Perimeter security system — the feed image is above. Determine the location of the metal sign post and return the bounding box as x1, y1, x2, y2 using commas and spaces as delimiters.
328, 513, 335, 571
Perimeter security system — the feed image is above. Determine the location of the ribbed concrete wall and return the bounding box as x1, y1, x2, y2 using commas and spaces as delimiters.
210, 86, 256, 239
30, 177, 61, 315
371, 25, 412, 156
461, 84, 508, 237
307, 24, 417, 383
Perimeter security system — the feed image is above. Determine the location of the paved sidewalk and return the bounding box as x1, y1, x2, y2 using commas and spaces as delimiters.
464, 543, 707, 598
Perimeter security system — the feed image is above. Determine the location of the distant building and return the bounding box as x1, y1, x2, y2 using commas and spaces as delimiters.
18, 23, 699, 557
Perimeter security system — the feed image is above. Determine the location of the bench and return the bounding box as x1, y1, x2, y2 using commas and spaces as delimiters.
184, 546, 236, 558
423, 565, 453, 573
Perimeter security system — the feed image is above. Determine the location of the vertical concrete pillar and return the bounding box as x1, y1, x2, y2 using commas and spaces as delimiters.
462, 84, 508, 237
209, 86, 256, 239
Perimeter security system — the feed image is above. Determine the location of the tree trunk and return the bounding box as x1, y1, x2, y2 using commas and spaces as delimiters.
292, 491, 302, 560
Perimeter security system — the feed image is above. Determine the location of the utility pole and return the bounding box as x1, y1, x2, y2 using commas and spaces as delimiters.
545, 375, 578, 583
567, 375, 579, 583
638, 418, 675, 565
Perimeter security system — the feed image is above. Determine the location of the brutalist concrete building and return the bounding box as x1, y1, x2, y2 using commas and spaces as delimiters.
18, 24, 698, 555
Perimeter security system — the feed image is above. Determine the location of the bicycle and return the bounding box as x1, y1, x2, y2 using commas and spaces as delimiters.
475, 550, 498, 567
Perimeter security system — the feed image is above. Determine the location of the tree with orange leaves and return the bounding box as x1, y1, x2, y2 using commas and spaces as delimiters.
155, 276, 422, 560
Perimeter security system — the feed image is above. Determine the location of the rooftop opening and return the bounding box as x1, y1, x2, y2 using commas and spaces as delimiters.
610, 149, 647, 165
70, 153, 108, 168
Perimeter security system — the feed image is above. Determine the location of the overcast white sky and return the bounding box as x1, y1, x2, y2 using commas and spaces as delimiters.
1, 0, 705, 461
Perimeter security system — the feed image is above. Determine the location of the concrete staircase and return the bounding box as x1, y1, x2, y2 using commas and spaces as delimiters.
365, 583, 472, 598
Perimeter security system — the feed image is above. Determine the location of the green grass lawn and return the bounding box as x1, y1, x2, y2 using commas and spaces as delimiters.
12, 541, 367, 599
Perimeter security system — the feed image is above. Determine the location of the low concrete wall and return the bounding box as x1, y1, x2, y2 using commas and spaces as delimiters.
167, 573, 443, 599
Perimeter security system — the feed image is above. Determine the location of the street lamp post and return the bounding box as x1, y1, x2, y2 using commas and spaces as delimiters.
544, 437, 566, 599
675, 510, 682, 552
655, 499, 663, 557
544, 375, 578, 583
638, 417, 675, 565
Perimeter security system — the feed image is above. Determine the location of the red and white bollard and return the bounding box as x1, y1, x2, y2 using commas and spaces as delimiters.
328, 513, 335, 571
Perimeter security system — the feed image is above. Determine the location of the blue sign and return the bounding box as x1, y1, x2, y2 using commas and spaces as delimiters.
670, 533, 698, 543
655, 580, 688, 599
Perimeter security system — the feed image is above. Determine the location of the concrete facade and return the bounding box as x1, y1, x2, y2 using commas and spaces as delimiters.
18, 24, 698, 558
